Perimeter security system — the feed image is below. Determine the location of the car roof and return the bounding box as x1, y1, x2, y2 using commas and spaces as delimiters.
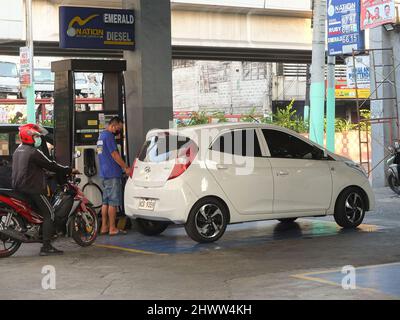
147, 123, 302, 147
149, 122, 292, 137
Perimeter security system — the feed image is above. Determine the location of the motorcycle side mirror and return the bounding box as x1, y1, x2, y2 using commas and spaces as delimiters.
73, 151, 82, 159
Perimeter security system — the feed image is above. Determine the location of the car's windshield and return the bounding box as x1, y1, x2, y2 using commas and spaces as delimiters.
0, 62, 18, 78
34, 69, 54, 82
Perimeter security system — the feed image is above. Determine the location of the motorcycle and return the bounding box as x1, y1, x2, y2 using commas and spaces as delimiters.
0, 174, 98, 258
387, 141, 400, 195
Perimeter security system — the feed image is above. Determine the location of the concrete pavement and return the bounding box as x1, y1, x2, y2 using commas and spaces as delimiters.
0, 187, 399, 300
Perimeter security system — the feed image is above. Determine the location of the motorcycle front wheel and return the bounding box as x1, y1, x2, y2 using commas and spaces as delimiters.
388, 173, 400, 195
70, 205, 98, 247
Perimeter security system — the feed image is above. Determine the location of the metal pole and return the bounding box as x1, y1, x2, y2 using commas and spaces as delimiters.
326, 55, 336, 152
309, 0, 326, 146
304, 64, 311, 122
25, 0, 35, 123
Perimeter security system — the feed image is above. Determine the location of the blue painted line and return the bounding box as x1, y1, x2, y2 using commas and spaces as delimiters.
95, 219, 382, 255
295, 263, 400, 298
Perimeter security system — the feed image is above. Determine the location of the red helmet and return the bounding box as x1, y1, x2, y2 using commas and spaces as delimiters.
19, 124, 48, 145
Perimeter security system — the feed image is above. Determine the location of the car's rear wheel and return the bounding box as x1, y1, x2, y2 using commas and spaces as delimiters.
136, 219, 169, 236
334, 188, 366, 229
185, 198, 228, 243
278, 218, 297, 223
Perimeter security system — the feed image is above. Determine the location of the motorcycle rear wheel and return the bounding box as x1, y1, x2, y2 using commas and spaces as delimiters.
388, 174, 400, 195
0, 209, 23, 258
70, 205, 98, 247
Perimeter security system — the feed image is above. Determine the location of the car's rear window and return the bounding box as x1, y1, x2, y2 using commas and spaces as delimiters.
138, 134, 196, 163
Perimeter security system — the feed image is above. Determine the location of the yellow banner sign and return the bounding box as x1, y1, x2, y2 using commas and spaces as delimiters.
335, 88, 370, 99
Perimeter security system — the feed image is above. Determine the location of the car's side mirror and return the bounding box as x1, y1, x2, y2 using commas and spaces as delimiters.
73, 151, 82, 159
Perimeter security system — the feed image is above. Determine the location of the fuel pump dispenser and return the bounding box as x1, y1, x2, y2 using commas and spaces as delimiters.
51, 59, 128, 212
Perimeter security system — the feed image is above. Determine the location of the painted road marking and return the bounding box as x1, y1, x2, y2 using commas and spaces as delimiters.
94, 219, 382, 255
94, 244, 167, 256
292, 262, 400, 298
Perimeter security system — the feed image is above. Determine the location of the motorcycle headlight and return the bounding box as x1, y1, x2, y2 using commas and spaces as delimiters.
345, 160, 368, 178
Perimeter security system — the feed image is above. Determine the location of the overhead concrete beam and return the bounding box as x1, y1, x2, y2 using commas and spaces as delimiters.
26, 0, 312, 52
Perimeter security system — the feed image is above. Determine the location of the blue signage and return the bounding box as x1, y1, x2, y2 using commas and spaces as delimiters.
327, 0, 365, 56
59, 6, 135, 51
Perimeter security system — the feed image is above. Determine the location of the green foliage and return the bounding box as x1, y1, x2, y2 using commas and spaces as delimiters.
240, 107, 259, 123
270, 100, 309, 133
178, 111, 209, 127
212, 111, 228, 123
359, 109, 371, 131
178, 101, 365, 134
334, 119, 356, 132
41, 119, 54, 127
8, 112, 26, 124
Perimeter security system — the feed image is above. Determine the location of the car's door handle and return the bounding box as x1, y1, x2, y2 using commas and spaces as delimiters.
216, 164, 228, 170
277, 171, 289, 176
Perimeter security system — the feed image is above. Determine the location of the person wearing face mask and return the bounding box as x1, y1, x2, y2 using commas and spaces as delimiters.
12, 124, 78, 256
97, 116, 130, 236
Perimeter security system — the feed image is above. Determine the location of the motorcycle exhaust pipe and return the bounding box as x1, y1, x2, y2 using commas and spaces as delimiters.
0, 229, 38, 243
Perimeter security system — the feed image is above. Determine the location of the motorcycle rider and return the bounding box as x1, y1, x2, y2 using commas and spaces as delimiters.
12, 124, 78, 256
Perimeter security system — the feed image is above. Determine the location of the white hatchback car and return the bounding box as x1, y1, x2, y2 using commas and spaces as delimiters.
124, 123, 375, 243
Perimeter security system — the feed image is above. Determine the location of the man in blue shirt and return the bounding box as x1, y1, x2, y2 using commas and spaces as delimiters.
97, 116, 130, 236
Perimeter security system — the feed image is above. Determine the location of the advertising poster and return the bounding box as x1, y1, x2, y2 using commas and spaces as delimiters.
346, 55, 370, 89
59, 6, 135, 50
360, 0, 396, 30
326, 76, 370, 98
335, 79, 371, 99
327, 0, 365, 55
19, 46, 31, 87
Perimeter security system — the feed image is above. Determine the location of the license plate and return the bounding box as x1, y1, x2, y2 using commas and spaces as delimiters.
138, 198, 156, 211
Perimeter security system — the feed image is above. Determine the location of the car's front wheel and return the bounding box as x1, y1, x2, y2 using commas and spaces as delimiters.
135, 219, 169, 236
334, 188, 366, 228
185, 198, 228, 243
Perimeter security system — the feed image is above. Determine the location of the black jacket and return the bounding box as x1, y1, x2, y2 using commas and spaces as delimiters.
12, 144, 72, 194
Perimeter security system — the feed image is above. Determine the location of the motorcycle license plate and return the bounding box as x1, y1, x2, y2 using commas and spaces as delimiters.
138, 198, 156, 211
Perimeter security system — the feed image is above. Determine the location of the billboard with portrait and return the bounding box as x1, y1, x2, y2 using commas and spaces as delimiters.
360, 0, 396, 30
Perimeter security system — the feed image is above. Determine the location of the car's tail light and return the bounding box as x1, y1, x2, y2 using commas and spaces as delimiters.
168, 143, 198, 180
129, 158, 138, 178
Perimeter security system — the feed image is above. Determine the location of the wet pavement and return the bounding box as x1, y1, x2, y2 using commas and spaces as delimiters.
0, 187, 399, 300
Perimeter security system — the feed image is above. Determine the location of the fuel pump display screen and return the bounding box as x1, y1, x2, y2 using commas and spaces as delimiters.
75, 111, 102, 146
75, 111, 121, 146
